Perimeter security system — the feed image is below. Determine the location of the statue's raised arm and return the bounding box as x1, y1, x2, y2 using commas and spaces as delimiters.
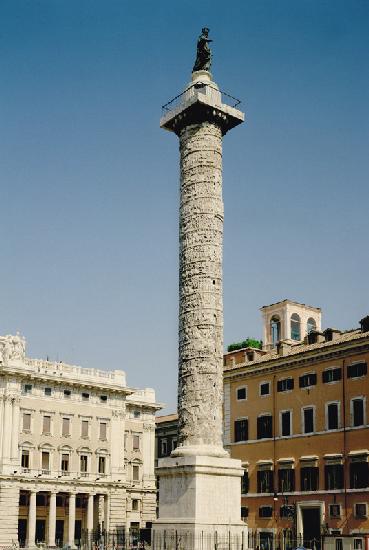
192, 27, 213, 72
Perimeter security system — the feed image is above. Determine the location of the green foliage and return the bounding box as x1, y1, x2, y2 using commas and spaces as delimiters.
227, 338, 262, 352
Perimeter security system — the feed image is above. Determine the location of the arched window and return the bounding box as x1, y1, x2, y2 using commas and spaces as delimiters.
290, 314, 301, 341
270, 316, 281, 347
307, 317, 316, 334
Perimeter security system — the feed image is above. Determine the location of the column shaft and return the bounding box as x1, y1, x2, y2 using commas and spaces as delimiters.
177, 122, 224, 453
87, 494, 94, 535
68, 493, 76, 547
11, 398, 20, 460
48, 492, 57, 547
104, 494, 110, 532
2, 397, 12, 460
27, 491, 37, 547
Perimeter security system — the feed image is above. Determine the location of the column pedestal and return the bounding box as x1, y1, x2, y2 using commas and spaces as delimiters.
153, 455, 247, 550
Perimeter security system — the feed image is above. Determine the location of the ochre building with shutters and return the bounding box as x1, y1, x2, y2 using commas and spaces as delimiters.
223, 300, 369, 550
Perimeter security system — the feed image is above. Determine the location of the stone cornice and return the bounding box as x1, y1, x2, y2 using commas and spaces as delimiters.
224, 339, 369, 382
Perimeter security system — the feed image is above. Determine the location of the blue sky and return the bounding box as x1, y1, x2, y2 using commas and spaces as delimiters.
1, 1, 368, 413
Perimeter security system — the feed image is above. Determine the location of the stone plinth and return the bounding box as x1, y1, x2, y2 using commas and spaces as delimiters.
154, 455, 247, 549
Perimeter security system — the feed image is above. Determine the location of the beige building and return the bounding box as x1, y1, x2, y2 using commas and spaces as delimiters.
0, 333, 161, 547
224, 300, 369, 550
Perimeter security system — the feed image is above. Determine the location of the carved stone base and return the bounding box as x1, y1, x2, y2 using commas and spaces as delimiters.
153, 455, 248, 549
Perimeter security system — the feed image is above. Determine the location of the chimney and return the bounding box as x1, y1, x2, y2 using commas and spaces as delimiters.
324, 328, 342, 342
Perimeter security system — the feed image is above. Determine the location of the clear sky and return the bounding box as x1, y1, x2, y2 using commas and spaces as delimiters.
1, 1, 368, 414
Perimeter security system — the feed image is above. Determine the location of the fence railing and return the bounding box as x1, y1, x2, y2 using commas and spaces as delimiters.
162, 82, 241, 114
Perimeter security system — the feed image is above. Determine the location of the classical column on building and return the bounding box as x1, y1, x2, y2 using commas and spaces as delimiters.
87, 493, 95, 539
1, 395, 13, 466
153, 31, 247, 549
27, 490, 37, 548
0, 396, 4, 465
68, 492, 76, 548
104, 494, 110, 533
48, 491, 57, 547
10, 396, 21, 462
142, 422, 156, 488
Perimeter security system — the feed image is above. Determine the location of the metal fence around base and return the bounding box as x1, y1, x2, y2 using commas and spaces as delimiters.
152, 529, 248, 550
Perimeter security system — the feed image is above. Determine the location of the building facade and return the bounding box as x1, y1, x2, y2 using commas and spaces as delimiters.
224, 301, 369, 550
0, 333, 161, 547
155, 414, 178, 467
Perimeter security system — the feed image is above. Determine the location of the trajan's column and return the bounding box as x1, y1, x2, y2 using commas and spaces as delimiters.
153, 30, 247, 549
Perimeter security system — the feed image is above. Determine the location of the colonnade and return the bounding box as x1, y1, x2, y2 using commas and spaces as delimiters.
24, 489, 109, 548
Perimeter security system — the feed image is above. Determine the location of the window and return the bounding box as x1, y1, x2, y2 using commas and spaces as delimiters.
64, 389, 71, 399
291, 314, 301, 341
271, 316, 281, 347
133, 410, 141, 419
299, 373, 317, 388
303, 407, 314, 433
42, 415, 51, 434
329, 504, 341, 518
235, 419, 248, 442
327, 403, 339, 430
98, 456, 106, 474
277, 378, 294, 392
257, 469, 273, 493
354, 540, 363, 550
44, 387, 52, 397
322, 368, 342, 383
278, 468, 295, 492
56, 495, 65, 507
81, 420, 89, 438
260, 532, 274, 550
281, 411, 291, 437
132, 465, 140, 481
82, 392, 89, 401
19, 493, 28, 506
280, 505, 293, 518
41, 451, 50, 472
352, 398, 365, 427
160, 438, 168, 457
325, 464, 343, 489
24, 384, 32, 394
307, 318, 316, 334
36, 494, 46, 506
241, 507, 248, 519
61, 454, 69, 473
23, 413, 31, 431
132, 499, 139, 511
348, 362, 367, 379
355, 503, 367, 518
259, 506, 273, 518
133, 434, 140, 450
350, 460, 369, 489
301, 466, 319, 491
171, 438, 177, 451
237, 387, 247, 400
21, 450, 30, 469
241, 470, 249, 494
336, 540, 343, 550
257, 415, 273, 439
99, 422, 107, 440
80, 455, 88, 473
100, 395, 107, 403
62, 417, 70, 437
260, 382, 270, 396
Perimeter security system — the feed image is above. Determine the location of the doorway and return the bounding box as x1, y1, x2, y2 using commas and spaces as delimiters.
36, 520, 46, 543
18, 519, 27, 547
55, 520, 64, 547
302, 508, 321, 550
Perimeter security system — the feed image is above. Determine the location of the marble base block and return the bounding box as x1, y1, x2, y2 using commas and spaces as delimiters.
152, 454, 248, 549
